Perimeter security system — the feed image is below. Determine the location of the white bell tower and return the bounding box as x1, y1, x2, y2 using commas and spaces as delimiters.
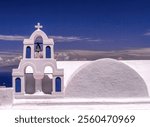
12, 23, 64, 99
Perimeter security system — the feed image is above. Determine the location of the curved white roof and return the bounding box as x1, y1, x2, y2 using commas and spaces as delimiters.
65, 58, 149, 98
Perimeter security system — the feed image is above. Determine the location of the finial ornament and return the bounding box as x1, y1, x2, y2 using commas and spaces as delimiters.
35, 22, 43, 30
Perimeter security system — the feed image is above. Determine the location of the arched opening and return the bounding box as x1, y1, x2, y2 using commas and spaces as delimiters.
25, 66, 35, 94
55, 77, 61, 92
44, 66, 53, 73
42, 66, 53, 94
34, 36, 43, 58
26, 46, 31, 58
46, 46, 51, 58
15, 78, 21, 92
25, 66, 34, 73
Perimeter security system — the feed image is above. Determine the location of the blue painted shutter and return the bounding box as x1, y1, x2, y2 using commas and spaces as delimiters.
55, 77, 61, 92
15, 78, 21, 92
26, 46, 31, 58
46, 46, 51, 58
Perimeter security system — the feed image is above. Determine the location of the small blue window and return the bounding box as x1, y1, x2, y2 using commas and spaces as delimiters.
26, 46, 31, 58
15, 78, 21, 92
46, 46, 51, 58
55, 77, 61, 92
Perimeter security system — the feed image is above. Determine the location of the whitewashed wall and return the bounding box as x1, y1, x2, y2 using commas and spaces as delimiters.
0, 88, 13, 106
57, 60, 150, 96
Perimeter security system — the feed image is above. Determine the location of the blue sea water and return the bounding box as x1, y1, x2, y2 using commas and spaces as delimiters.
0, 72, 12, 87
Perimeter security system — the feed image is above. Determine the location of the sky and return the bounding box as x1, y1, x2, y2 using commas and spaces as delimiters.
0, 0, 150, 52
1, 0, 150, 85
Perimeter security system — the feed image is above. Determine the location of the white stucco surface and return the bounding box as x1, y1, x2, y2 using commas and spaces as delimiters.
57, 60, 150, 96
0, 88, 13, 106
64, 59, 148, 97
121, 60, 150, 96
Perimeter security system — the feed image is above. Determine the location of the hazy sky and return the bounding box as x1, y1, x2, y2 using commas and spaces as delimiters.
0, 0, 150, 51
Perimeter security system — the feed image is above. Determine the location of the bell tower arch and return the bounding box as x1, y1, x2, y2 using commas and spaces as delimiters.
23, 23, 54, 59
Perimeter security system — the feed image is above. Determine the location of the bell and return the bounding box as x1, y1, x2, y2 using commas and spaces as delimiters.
35, 43, 41, 52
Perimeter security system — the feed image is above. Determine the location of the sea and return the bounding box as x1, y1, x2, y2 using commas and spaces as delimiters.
0, 72, 12, 87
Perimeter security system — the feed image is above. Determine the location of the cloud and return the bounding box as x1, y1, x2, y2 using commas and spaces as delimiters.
0, 57, 3, 61
0, 35, 27, 41
143, 32, 150, 36
49, 36, 83, 42
49, 35, 102, 42
0, 34, 102, 42
87, 38, 102, 42
0, 52, 22, 67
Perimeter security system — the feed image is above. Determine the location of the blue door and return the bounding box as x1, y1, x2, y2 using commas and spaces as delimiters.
55, 77, 61, 92
26, 46, 31, 58
15, 78, 21, 92
46, 46, 51, 58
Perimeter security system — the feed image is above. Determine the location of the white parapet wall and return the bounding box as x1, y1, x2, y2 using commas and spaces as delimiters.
0, 87, 13, 106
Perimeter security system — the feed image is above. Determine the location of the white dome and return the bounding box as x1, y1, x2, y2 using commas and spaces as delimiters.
65, 58, 148, 98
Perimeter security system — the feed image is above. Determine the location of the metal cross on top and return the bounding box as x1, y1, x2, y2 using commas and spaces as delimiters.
35, 22, 43, 30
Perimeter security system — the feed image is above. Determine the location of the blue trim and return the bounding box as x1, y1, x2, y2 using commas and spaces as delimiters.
55, 77, 61, 92
15, 78, 21, 92
46, 46, 51, 58
26, 46, 31, 58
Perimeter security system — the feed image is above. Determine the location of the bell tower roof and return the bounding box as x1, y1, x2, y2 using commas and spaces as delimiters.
22, 23, 54, 59
23, 23, 54, 45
